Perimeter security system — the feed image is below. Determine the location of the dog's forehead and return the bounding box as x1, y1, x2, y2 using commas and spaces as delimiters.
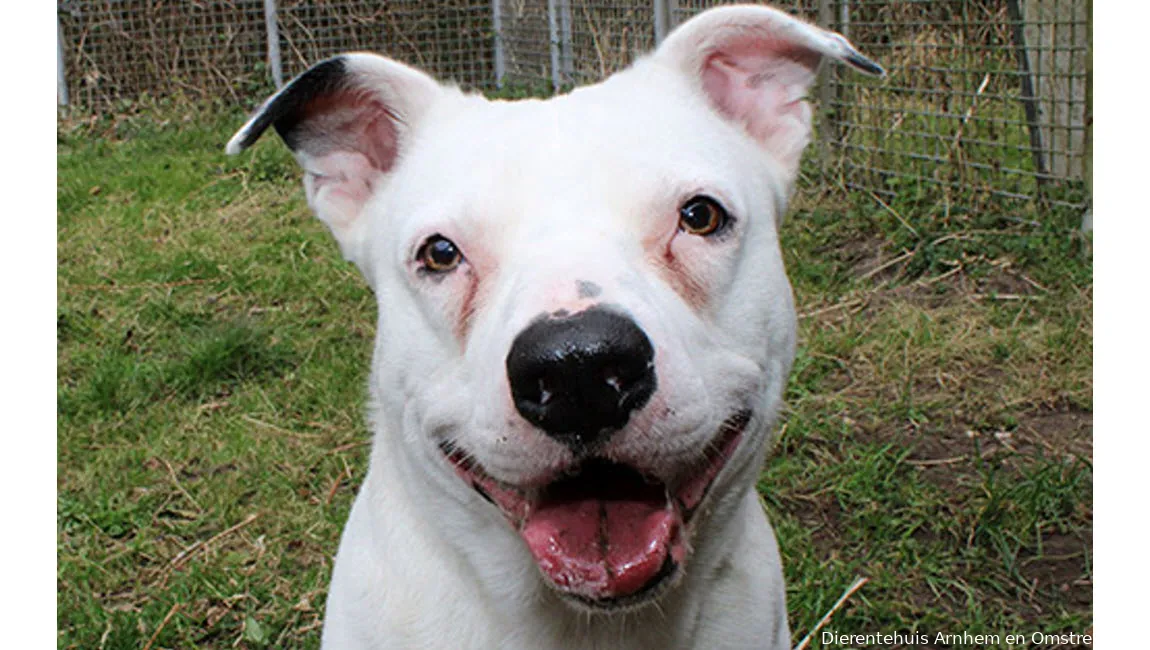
389, 77, 757, 229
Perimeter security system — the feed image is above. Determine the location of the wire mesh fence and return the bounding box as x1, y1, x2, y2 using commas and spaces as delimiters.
818, 0, 1091, 208
57, 0, 268, 107
57, 0, 1090, 210
276, 0, 493, 85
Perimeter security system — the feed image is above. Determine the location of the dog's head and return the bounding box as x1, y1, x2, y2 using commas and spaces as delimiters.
229, 5, 881, 612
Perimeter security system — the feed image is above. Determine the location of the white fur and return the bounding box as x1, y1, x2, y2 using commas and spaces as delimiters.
227, 5, 881, 649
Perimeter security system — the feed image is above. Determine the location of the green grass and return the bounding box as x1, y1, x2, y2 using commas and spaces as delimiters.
58, 106, 1092, 649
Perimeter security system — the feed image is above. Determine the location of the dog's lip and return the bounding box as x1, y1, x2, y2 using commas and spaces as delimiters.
438, 410, 751, 523
438, 411, 751, 605
668, 410, 751, 519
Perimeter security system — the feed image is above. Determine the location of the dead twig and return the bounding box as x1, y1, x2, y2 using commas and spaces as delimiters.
243, 415, 322, 440
580, 1, 608, 79
869, 191, 918, 238
142, 603, 181, 650
905, 456, 967, 467
98, 618, 113, 650
949, 73, 992, 154
323, 440, 372, 457
793, 576, 870, 650
971, 293, 1044, 302
169, 513, 260, 571
860, 250, 914, 281
916, 265, 964, 286
1017, 273, 1050, 293
325, 463, 352, 506
160, 458, 204, 514
799, 298, 866, 320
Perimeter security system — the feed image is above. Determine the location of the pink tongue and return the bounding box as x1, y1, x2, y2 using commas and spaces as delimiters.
521, 496, 677, 599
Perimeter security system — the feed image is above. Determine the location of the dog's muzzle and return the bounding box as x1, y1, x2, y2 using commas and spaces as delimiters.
432, 310, 751, 609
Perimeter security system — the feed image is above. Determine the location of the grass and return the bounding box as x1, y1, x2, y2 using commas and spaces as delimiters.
57, 105, 1092, 649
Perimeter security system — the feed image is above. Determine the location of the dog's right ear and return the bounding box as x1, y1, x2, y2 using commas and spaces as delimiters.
226, 54, 446, 267
650, 6, 883, 184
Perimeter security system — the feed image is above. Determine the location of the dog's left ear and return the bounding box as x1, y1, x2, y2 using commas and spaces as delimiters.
226, 54, 448, 269
652, 5, 883, 177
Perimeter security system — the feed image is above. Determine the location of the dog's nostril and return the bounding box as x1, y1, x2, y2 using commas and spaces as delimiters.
506, 308, 656, 451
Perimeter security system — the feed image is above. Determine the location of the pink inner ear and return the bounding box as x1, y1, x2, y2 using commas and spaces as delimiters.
296, 90, 401, 174
305, 150, 377, 230
699, 34, 822, 166
294, 89, 401, 240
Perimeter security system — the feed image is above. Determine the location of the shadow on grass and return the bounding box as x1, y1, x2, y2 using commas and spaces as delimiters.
59, 321, 296, 418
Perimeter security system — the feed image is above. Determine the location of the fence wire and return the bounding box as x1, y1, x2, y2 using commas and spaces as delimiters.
828, 0, 1090, 208
276, 0, 492, 85
58, 0, 1090, 210
58, 0, 268, 107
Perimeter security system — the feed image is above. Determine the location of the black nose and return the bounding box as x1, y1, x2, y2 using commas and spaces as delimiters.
506, 307, 656, 451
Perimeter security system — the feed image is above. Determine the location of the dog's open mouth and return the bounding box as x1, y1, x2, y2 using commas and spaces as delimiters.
441, 411, 750, 607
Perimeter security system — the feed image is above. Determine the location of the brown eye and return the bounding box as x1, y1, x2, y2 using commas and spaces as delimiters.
679, 196, 729, 236
417, 235, 463, 273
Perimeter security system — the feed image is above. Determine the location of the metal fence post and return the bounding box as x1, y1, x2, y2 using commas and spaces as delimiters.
263, 0, 284, 89
653, 0, 670, 44
816, 0, 835, 172
653, 0, 676, 43
547, 0, 561, 94
493, 0, 506, 89
558, 0, 573, 83
1082, 0, 1092, 231
1005, 0, 1048, 187
57, 14, 69, 106
835, 0, 851, 150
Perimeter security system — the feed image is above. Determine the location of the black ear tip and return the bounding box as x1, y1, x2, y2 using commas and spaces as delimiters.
845, 52, 886, 77
224, 55, 352, 155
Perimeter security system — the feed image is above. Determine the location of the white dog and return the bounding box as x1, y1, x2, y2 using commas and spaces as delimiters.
228, 5, 880, 648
